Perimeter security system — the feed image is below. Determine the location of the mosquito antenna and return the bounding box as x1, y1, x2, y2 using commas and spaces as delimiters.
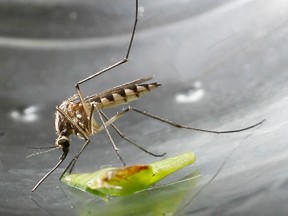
27, 146, 60, 158
27, 146, 58, 150
31, 150, 68, 192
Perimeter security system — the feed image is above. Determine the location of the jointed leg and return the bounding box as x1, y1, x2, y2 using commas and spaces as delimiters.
56, 106, 93, 176
75, 0, 139, 103
61, 107, 145, 174
97, 110, 126, 166
63, 98, 263, 178
130, 107, 265, 134
61, 139, 91, 177
58, 107, 130, 176
65, 107, 132, 168
99, 110, 166, 157
99, 106, 264, 135
94, 105, 263, 167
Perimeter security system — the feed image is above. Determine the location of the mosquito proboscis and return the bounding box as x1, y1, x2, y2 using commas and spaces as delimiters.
31, 0, 265, 192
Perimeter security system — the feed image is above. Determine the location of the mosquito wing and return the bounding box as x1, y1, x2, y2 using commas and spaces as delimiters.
84, 76, 154, 101
84, 75, 161, 110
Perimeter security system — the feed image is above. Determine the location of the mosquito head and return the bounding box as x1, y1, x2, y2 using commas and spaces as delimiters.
56, 135, 70, 154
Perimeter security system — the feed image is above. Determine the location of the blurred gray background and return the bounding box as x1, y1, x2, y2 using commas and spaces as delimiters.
1, 0, 288, 215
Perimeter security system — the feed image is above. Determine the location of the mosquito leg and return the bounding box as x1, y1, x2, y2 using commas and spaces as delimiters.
61, 106, 96, 176
57, 104, 97, 177
99, 110, 166, 157
97, 107, 131, 131
56, 106, 92, 176
88, 104, 96, 133
129, 107, 265, 134
97, 110, 126, 166
74, 0, 138, 119
60, 139, 91, 177
75, 0, 138, 89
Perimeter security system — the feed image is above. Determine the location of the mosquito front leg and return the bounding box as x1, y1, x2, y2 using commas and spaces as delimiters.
75, 85, 91, 117
61, 139, 91, 177
58, 103, 100, 177
56, 106, 93, 176
99, 110, 166, 157
74, 0, 138, 120
75, 0, 138, 89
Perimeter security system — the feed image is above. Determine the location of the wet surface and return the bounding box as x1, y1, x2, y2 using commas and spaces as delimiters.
1, 0, 288, 215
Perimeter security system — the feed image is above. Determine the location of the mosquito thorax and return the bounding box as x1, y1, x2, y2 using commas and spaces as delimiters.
56, 136, 70, 151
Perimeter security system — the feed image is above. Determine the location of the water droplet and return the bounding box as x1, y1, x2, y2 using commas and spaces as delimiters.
9, 105, 40, 123
138, 6, 145, 18
175, 81, 204, 103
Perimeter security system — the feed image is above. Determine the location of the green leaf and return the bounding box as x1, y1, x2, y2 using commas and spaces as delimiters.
61, 152, 196, 197
75, 171, 201, 216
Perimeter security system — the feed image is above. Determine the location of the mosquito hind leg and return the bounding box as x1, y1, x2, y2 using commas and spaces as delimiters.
129, 107, 265, 134
99, 110, 166, 157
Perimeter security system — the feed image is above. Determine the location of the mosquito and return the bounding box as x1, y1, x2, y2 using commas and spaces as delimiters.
31, 0, 264, 192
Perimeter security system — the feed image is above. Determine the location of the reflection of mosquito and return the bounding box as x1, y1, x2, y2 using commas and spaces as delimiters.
31, 0, 264, 192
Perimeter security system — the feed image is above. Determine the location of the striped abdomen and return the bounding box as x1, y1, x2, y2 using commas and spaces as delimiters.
89, 82, 161, 110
